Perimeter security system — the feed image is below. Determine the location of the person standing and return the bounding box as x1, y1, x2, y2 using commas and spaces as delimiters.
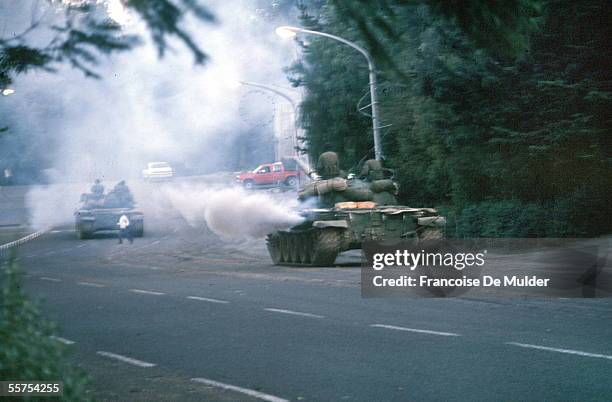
117, 214, 133, 244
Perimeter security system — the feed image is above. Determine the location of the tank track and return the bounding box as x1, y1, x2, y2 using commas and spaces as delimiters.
266, 227, 343, 267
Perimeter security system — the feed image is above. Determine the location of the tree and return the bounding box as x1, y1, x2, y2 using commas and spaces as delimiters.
0, 0, 215, 89
290, 0, 611, 236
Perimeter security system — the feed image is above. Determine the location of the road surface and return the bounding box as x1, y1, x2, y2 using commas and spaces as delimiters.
2, 183, 611, 401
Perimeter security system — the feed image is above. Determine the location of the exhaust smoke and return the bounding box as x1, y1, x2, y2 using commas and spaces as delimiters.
164, 185, 304, 239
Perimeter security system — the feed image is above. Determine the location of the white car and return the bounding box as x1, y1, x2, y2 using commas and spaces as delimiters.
142, 162, 174, 180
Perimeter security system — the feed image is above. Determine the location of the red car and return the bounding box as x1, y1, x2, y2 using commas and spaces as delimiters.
236, 162, 299, 189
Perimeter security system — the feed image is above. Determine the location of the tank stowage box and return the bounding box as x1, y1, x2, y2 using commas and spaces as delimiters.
266, 206, 445, 266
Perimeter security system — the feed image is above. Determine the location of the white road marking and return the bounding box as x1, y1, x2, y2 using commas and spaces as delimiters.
77, 281, 106, 288
370, 324, 461, 337
50, 229, 72, 233
191, 378, 288, 402
129, 289, 165, 296
187, 296, 229, 304
40, 277, 61, 282
264, 308, 324, 319
507, 342, 612, 360
151, 240, 161, 245
97, 351, 156, 367
50, 336, 75, 345
76, 244, 87, 248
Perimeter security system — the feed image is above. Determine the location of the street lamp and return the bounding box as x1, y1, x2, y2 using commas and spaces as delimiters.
275, 25, 383, 160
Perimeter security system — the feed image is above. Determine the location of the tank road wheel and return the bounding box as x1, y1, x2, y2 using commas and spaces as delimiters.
266, 234, 282, 265
299, 233, 312, 264
131, 221, 144, 237
289, 235, 298, 263
284, 235, 294, 263
418, 227, 443, 241
76, 224, 92, 239
76, 228, 91, 239
310, 228, 342, 267
279, 233, 290, 263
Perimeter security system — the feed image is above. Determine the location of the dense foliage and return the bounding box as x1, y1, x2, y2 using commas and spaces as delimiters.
290, 0, 611, 237
0, 254, 90, 400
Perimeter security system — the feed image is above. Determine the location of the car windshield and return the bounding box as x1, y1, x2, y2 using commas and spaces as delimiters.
150, 162, 170, 169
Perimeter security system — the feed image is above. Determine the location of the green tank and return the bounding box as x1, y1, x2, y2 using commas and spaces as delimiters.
266, 153, 446, 266
74, 182, 143, 239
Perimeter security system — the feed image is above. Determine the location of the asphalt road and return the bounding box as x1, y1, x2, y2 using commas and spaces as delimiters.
2, 184, 611, 401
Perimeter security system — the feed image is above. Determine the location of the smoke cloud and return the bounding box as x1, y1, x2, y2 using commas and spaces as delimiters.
163, 184, 304, 239
2, 1, 305, 239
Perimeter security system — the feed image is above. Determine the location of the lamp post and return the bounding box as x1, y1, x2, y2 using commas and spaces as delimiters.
276, 26, 382, 161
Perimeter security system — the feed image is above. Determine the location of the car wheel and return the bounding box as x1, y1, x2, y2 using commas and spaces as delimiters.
243, 180, 254, 189
286, 176, 297, 187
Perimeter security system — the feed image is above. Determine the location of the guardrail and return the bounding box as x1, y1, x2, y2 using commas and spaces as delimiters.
0, 229, 49, 257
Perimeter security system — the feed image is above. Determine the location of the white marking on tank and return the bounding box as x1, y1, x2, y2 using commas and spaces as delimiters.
264, 308, 324, 319
191, 378, 288, 402
370, 324, 460, 337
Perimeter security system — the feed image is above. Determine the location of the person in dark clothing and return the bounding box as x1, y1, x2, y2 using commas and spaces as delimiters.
113, 180, 134, 208
91, 179, 104, 196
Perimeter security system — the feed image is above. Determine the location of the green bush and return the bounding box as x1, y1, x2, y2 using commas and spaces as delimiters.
0, 253, 90, 401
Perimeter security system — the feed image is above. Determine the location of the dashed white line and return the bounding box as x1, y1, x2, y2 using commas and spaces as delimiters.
97, 351, 156, 368
76, 244, 87, 248
129, 289, 166, 296
150, 240, 161, 245
77, 281, 106, 288
191, 378, 288, 402
264, 308, 324, 319
507, 342, 612, 360
187, 296, 230, 304
370, 324, 461, 337
50, 336, 75, 345
40, 276, 61, 282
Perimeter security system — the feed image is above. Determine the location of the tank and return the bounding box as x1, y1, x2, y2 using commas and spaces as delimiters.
74, 182, 144, 239
75, 207, 144, 239
265, 153, 446, 266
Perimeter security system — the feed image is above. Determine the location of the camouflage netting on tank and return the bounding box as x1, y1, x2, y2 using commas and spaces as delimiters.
300, 152, 398, 207
317, 151, 342, 179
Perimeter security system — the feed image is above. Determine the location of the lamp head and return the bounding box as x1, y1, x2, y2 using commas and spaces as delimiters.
275, 26, 298, 38
1, 88, 15, 96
